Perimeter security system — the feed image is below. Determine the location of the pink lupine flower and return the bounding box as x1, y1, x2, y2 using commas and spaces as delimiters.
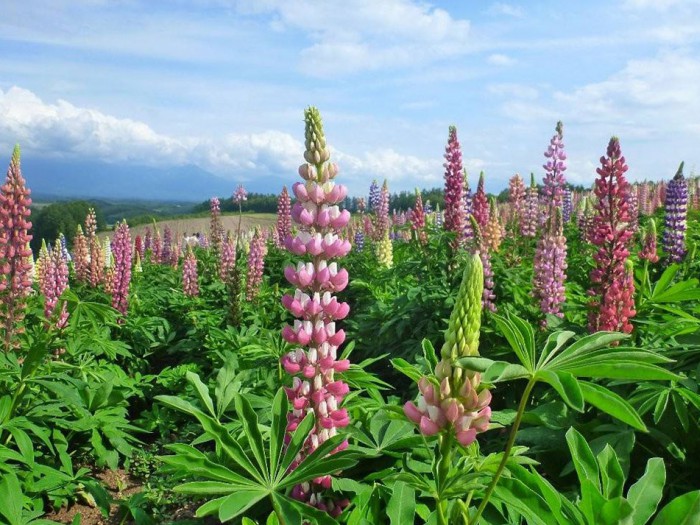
152, 228, 162, 263
110, 221, 132, 318
522, 173, 539, 237
483, 197, 503, 252
72, 225, 90, 282
209, 197, 224, 253
246, 228, 267, 300
411, 189, 427, 245
277, 186, 292, 248
143, 227, 152, 253
542, 121, 567, 210
182, 247, 199, 297
85, 208, 103, 288
588, 137, 635, 334
638, 219, 659, 263
0, 146, 34, 352
233, 184, 248, 204
134, 235, 144, 261
533, 208, 567, 326
219, 232, 236, 282
281, 107, 352, 515
508, 173, 526, 234
40, 242, 68, 329
442, 126, 466, 244
472, 172, 489, 230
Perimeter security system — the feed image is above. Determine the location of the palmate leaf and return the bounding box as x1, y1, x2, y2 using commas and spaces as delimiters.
578, 381, 648, 432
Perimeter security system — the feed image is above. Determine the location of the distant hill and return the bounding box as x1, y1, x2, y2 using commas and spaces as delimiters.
20, 157, 251, 202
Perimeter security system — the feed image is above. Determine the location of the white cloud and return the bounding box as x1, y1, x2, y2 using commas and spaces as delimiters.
488, 2, 525, 18
487, 53, 516, 66
488, 83, 539, 100
235, 0, 472, 76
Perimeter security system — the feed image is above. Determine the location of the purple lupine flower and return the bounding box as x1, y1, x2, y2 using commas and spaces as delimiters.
542, 121, 567, 210
281, 107, 352, 518
246, 228, 266, 300
522, 173, 539, 237
662, 162, 688, 264
354, 229, 365, 251
59, 233, 71, 262
443, 126, 466, 244
182, 247, 199, 297
533, 208, 567, 327
472, 172, 489, 230
111, 221, 132, 319
143, 227, 152, 253
162, 226, 173, 263
562, 188, 573, 223
424, 199, 433, 214
368, 180, 380, 212
233, 184, 248, 204
277, 186, 292, 248
219, 232, 236, 282
588, 137, 635, 334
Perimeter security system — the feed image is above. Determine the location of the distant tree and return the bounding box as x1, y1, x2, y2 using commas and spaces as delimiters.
31, 201, 105, 252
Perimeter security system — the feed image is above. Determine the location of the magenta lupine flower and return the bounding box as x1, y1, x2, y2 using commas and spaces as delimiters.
277, 186, 292, 248
442, 126, 466, 242
508, 173, 526, 232
246, 228, 266, 300
143, 227, 152, 253
588, 137, 635, 334
209, 197, 224, 253
639, 219, 659, 263
542, 121, 567, 210
110, 221, 132, 318
533, 208, 567, 327
233, 184, 248, 204
637, 183, 650, 216
281, 108, 352, 517
182, 247, 199, 297
522, 173, 539, 237
152, 229, 162, 263
463, 170, 474, 241
662, 162, 688, 264
472, 172, 489, 230
0, 146, 34, 352
411, 190, 427, 245
162, 226, 172, 263
134, 235, 144, 261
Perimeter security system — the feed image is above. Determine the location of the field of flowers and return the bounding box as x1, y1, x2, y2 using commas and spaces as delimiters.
1, 107, 699, 524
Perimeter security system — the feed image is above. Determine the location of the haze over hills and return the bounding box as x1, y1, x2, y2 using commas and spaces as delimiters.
21, 157, 287, 202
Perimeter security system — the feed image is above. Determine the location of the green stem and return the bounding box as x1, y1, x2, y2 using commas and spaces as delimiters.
436, 433, 453, 525
470, 378, 536, 524
271, 495, 287, 525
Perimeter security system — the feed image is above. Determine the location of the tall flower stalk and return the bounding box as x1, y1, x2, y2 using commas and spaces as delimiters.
182, 247, 199, 297
277, 186, 292, 249
110, 221, 132, 319
0, 146, 33, 352
542, 121, 567, 210
410, 189, 427, 245
472, 172, 489, 231
662, 162, 688, 264
588, 137, 635, 334
281, 107, 352, 517
246, 228, 266, 300
443, 126, 466, 245
533, 207, 567, 327
508, 173, 526, 234
522, 173, 539, 237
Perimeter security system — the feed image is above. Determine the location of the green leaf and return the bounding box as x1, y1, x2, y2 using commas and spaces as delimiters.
186, 371, 216, 418
234, 394, 268, 481
0, 470, 22, 525
387, 481, 416, 525
278, 412, 315, 481
627, 458, 666, 525
218, 488, 268, 522
456, 356, 495, 373
482, 362, 531, 383
492, 314, 535, 372
537, 331, 577, 369
558, 362, 679, 382
653, 390, 670, 424
537, 371, 584, 412
579, 382, 647, 431
597, 445, 624, 499
269, 389, 288, 479
566, 427, 600, 492
652, 490, 700, 525
391, 358, 424, 383
421, 339, 438, 370
549, 332, 629, 368
174, 481, 237, 495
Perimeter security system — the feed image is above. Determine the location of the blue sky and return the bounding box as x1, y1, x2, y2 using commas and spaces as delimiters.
1, 0, 699, 197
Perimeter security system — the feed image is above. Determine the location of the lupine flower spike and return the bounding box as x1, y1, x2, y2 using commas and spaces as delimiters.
277, 186, 292, 249
662, 162, 688, 264
182, 247, 199, 297
110, 221, 132, 319
533, 207, 567, 327
443, 126, 466, 246
281, 107, 352, 516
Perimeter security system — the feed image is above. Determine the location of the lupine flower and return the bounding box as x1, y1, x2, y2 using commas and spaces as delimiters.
368, 180, 380, 212
162, 226, 172, 263
233, 184, 248, 204
637, 183, 650, 216
277, 186, 292, 248
86, 209, 103, 288
443, 127, 466, 244
0, 146, 33, 352
588, 137, 635, 334
110, 221, 132, 318
182, 247, 199, 297
219, 232, 236, 282
354, 229, 364, 251
533, 207, 567, 326
522, 173, 539, 237
411, 189, 427, 245
73, 225, 90, 282
59, 233, 71, 262
562, 188, 573, 223
134, 235, 143, 261
472, 172, 489, 230
639, 218, 659, 263
662, 162, 688, 264
133, 251, 143, 273
462, 170, 474, 241
425, 200, 433, 214
281, 107, 352, 516
508, 173, 526, 232
152, 228, 162, 263
40, 244, 69, 329
483, 197, 503, 252
209, 197, 224, 254
627, 189, 639, 232
404, 253, 491, 446
143, 227, 152, 253
542, 121, 567, 210
374, 181, 393, 267
36, 239, 50, 285
356, 197, 366, 214
435, 204, 443, 228
103, 237, 112, 269
246, 228, 266, 300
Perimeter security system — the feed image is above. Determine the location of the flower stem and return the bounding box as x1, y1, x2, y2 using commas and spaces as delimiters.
436, 433, 453, 525
470, 378, 536, 524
